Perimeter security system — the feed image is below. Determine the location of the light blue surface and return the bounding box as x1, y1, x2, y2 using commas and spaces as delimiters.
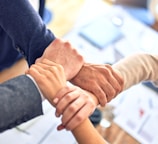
122, 6, 155, 25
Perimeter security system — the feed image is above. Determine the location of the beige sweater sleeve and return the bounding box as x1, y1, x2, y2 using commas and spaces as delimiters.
112, 53, 158, 90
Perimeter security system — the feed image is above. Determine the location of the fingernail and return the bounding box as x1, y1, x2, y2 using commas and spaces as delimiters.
57, 124, 65, 131
53, 98, 59, 104
55, 112, 60, 117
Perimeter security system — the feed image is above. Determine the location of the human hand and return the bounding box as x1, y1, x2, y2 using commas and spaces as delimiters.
53, 85, 98, 131
70, 63, 124, 107
26, 59, 66, 106
36, 38, 84, 80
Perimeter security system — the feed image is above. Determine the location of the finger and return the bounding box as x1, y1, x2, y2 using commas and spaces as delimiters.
29, 64, 49, 76
60, 95, 86, 126
100, 73, 119, 100
55, 89, 80, 117
106, 65, 124, 93
64, 103, 95, 130
105, 65, 123, 84
53, 86, 76, 104
76, 79, 105, 107
28, 65, 43, 78
111, 69, 124, 92
31, 64, 55, 79
27, 66, 51, 89
101, 81, 116, 102
35, 63, 65, 81
35, 60, 63, 73
40, 59, 60, 67
91, 82, 107, 107
29, 64, 61, 91
57, 124, 65, 131
35, 62, 56, 71
103, 65, 122, 95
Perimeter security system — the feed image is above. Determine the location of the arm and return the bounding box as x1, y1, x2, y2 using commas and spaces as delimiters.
0, 0, 55, 66
54, 86, 98, 131
72, 119, 108, 144
0, 1, 84, 80
28, 60, 107, 143
70, 63, 124, 106
36, 38, 84, 80
70, 53, 158, 106
0, 59, 66, 133
112, 53, 158, 90
27, 59, 66, 105
54, 86, 108, 144
0, 75, 43, 132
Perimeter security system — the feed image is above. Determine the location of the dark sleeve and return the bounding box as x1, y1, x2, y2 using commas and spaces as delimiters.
0, 0, 56, 66
39, 0, 45, 18
0, 75, 43, 133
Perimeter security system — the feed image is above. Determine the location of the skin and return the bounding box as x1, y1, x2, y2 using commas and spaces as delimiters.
27, 59, 108, 144
37, 38, 124, 107
27, 59, 99, 131
53, 65, 123, 131
33, 38, 123, 130
70, 63, 124, 106
54, 86, 98, 131
36, 38, 84, 81
27, 59, 66, 106
72, 118, 108, 144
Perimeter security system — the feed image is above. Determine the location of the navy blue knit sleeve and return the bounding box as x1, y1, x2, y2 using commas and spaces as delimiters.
0, 0, 56, 66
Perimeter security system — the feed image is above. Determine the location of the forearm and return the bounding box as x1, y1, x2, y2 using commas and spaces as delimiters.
72, 119, 108, 144
113, 53, 158, 90
0, 0, 55, 65
0, 75, 43, 132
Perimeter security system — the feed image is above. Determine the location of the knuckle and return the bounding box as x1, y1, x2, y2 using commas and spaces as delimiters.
54, 38, 61, 44
64, 41, 71, 48
87, 101, 95, 109
120, 78, 124, 87
104, 64, 112, 71
56, 107, 63, 114
75, 114, 83, 122
44, 71, 51, 77
65, 94, 72, 101
65, 124, 72, 131
95, 89, 104, 99
57, 64, 64, 71
89, 80, 96, 85
69, 105, 76, 113
65, 85, 72, 91
105, 69, 112, 77
115, 82, 124, 93
61, 116, 66, 124
49, 66, 55, 71
78, 55, 84, 63
109, 89, 116, 99
116, 85, 122, 93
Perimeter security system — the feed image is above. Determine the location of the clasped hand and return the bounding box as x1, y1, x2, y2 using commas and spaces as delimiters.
27, 38, 124, 131
27, 59, 98, 131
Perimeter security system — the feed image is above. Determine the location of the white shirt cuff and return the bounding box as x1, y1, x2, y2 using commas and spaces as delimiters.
26, 74, 45, 101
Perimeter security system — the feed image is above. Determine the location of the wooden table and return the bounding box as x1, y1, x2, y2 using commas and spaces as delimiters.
96, 122, 140, 144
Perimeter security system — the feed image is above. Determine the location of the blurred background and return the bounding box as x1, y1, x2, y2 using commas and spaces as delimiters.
1, 0, 158, 144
